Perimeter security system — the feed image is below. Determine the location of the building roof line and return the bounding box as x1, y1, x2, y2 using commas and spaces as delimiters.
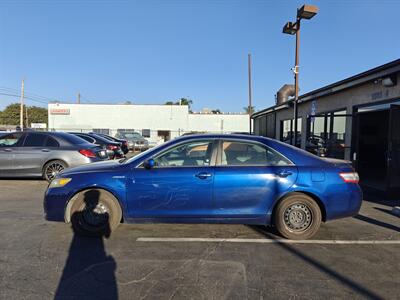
252, 58, 400, 118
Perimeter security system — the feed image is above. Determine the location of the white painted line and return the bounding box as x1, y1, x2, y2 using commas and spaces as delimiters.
136, 237, 400, 245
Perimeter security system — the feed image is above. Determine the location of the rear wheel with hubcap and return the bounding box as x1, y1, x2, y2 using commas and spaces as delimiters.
69, 189, 122, 237
274, 193, 322, 240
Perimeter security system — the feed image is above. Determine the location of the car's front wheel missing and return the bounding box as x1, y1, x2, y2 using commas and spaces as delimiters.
69, 189, 122, 237
274, 193, 322, 240
43, 160, 67, 182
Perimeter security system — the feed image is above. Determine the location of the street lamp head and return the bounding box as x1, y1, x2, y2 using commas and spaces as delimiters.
282, 22, 297, 35
297, 4, 319, 20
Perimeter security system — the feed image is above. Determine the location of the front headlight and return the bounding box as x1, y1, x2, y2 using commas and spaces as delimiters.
49, 178, 72, 188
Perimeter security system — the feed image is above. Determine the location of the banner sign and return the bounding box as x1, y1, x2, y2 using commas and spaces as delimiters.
50, 108, 70, 115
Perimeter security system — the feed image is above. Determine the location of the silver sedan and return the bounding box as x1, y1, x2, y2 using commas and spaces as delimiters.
0, 131, 108, 181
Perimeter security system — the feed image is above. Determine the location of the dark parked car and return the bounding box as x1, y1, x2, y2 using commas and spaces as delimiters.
115, 131, 149, 151
89, 132, 129, 154
69, 132, 124, 159
44, 134, 362, 239
0, 131, 108, 181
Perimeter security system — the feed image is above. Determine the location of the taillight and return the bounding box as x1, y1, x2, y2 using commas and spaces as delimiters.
79, 149, 96, 158
339, 172, 359, 183
107, 145, 118, 150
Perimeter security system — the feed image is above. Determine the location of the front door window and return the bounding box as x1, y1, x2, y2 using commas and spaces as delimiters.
153, 140, 214, 167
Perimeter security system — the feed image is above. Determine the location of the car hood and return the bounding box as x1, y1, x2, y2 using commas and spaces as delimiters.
61, 160, 122, 176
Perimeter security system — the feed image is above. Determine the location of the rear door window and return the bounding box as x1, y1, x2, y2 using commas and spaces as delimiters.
23, 133, 47, 147
221, 141, 292, 166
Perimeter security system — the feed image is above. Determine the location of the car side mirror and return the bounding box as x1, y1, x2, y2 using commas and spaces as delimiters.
143, 158, 155, 169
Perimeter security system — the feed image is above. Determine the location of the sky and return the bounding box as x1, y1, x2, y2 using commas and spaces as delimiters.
0, 0, 399, 113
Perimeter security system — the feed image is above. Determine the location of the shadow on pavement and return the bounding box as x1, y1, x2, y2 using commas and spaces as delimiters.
362, 190, 400, 207
353, 214, 400, 232
54, 191, 118, 300
248, 225, 384, 300
374, 206, 399, 217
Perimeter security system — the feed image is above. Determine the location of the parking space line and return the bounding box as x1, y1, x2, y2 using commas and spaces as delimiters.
136, 237, 400, 245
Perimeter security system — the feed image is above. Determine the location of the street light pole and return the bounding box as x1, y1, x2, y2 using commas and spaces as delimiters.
293, 18, 300, 147
282, 4, 318, 147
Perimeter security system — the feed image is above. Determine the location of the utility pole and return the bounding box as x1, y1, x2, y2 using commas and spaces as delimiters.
248, 53, 253, 134
77, 92, 81, 104
20, 79, 25, 131
25, 105, 29, 128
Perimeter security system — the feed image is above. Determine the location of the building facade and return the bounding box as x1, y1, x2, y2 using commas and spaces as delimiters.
48, 103, 249, 145
252, 59, 400, 198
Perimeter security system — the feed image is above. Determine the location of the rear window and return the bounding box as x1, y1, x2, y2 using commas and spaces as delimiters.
60, 133, 89, 145
45, 136, 60, 147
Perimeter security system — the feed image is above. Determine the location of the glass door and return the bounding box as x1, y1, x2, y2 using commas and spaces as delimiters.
387, 105, 400, 198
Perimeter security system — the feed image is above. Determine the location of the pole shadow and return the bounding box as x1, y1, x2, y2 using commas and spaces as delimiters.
247, 225, 384, 300
353, 214, 400, 233
54, 190, 118, 300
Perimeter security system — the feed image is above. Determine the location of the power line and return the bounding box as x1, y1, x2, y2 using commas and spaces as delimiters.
0, 86, 58, 103
0, 92, 49, 104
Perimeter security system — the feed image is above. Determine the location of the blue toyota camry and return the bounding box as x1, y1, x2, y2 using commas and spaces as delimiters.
44, 134, 362, 239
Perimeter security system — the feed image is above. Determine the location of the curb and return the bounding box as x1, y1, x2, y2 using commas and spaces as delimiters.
392, 207, 400, 217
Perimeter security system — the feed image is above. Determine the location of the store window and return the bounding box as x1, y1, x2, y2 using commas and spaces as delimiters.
307, 109, 350, 159
280, 118, 302, 147
142, 129, 151, 138
93, 128, 110, 135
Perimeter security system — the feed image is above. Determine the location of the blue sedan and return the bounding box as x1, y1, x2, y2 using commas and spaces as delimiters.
44, 134, 362, 239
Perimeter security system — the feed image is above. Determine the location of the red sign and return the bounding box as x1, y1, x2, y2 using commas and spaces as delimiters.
50, 108, 70, 115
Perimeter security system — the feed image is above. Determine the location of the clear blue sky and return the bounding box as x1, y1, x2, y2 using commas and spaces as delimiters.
0, 0, 399, 112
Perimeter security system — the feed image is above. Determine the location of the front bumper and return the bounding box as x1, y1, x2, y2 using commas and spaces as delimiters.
43, 186, 71, 222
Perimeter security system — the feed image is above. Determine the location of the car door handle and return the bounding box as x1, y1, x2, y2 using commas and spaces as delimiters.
3, 148, 12, 152
276, 170, 292, 178
195, 172, 212, 179
41, 149, 50, 152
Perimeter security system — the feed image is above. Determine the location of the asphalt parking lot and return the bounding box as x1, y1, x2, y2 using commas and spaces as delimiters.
0, 180, 399, 300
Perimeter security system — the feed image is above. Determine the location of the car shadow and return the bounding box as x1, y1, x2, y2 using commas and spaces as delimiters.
247, 225, 383, 300
54, 190, 118, 300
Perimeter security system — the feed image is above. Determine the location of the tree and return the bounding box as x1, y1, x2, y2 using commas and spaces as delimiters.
27, 106, 48, 125
243, 105, 255, 114
212, 109, 221, 114
164, 97, 194, 112
0, 103, 47, 127
0, 103, 21, 125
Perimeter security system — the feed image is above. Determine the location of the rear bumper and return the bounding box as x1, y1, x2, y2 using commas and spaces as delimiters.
325, 183, 363, 221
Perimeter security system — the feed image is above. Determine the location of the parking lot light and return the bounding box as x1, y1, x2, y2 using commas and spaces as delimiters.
282, 4, 319, 147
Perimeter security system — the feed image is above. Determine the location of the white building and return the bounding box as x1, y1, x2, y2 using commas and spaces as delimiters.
48, 103, 249, 144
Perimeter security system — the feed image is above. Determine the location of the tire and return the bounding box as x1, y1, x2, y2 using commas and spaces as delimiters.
43, 160, 67, 182
274, 193, 322, 240
69, 189, 122, 237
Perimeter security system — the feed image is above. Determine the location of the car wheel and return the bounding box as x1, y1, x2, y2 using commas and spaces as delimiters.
69, 189, 122, 237
43, 160, 67, 182
274, 193, 322, 240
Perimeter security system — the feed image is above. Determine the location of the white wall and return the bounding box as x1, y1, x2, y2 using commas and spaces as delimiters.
48, 103, 249, 143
